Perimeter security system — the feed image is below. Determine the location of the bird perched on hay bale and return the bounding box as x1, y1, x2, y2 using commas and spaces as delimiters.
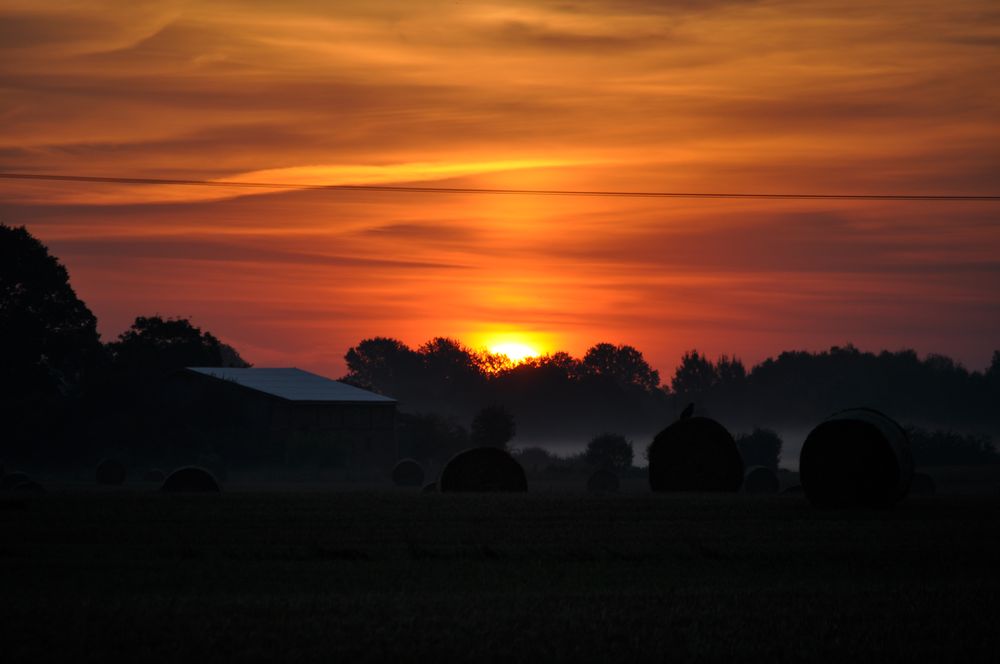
679, 402, 695, 420
799, 408, 913, 508
439, 447, 527, 492
587, 468, 620, 493
161, 466, 221, 493
647, 416, 743, 492
96, 459, 127, 485
910, 472, 936, 495
743, 466, 780, 494
1, 472, 31, 491
392, 459, 425, 487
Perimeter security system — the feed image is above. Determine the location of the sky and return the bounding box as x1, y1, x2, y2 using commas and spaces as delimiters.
1, 0, 998, 378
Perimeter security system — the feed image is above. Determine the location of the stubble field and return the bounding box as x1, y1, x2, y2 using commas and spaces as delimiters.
2, 488, 999, 662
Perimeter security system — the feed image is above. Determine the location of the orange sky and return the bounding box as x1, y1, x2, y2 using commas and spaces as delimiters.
1, 0, 998, 377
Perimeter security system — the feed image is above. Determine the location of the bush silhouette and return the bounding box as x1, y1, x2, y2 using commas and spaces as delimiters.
743, 466, 780, 494
96, 459, 126, 485
392, 459, 425, 487
439, 447, 527, 492
647, 417, 743, 492
161, 466, 220, 493
587, 468, 620, 493
584, 433, 633, 470
799, 408, 913, 508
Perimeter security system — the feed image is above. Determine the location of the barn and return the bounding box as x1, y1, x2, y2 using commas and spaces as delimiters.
165, 367, 396, 471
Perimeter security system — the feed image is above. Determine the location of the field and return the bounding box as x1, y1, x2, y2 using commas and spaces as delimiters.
2, 488, 999, 662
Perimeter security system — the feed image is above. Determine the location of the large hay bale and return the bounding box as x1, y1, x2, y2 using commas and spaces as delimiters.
142, 469, 166, 483
392, 459, 425, 487
799, 408, 913, 508
161, 466, 221, 493
1, 472, 31, 491
910, 472, 936, 495
647, 417, 744, 492
743, 466, 780, 494
439, 447, 527, 493
587, 468, 620, 493
96, 458, 126, 485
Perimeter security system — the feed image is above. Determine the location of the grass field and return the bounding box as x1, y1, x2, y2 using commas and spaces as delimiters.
2, 489, 999, 662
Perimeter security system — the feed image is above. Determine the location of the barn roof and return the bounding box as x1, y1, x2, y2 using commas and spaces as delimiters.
186, 367, 395, 404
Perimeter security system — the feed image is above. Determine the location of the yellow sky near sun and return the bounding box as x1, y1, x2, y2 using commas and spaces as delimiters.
0, 0, 998, 375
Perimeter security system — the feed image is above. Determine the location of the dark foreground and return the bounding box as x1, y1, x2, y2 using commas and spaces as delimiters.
2, 490, 999, 663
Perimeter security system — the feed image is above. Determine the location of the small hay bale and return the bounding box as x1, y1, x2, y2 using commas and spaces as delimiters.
161, 466, 221, 493
799, 408, 913, 508
11, 479, 44, 493
142, 469, 166, 483
781, 484, 804, 495
647, 417, 743, 492
422, 482, 438, 493
392, 459, 425, 487
96, 459, 127, 486
910, 472, 936, 495
0, 472, 31, 491
439, 447, 527, 493
743, 466, 780, 494
587, 468, 620, 493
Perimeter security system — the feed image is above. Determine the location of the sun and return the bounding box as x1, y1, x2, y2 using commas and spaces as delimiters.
488, 341, 540, 364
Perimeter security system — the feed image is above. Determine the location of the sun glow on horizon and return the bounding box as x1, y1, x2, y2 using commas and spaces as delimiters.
487, 341, 540, 364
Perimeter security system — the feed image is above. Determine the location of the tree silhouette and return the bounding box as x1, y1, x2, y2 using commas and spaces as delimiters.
108, 316, 247, 379
735, 428, 783, 470
0, 224, 103, 395
584, 433, 634, 470
0, 224, 103, 461
582, 343, 660, 390
671, 350, 717, 396
344, 336, 421, 395
471, 405, 516, 449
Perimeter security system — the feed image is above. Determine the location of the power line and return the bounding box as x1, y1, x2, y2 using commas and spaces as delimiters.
1, 171, 998, 201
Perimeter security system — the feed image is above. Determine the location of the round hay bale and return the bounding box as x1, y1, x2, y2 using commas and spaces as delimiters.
799, 408, 913, 508
910, 472, 936, 495
142, 469, 166, 483
422, 482, 438, 493
781, 484, 804, 495
439, 447, 527, 493
11, 479, 44, 493
743, 466, 780, 494
161, 466, 221, 493
392, 459, 425, 487
1, 472, 31, 491
96, 458, 126, 486
647, 417, 743, 492
587, 468, 620, 493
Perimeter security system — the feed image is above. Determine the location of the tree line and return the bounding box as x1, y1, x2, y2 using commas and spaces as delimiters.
2, 223, 997, 469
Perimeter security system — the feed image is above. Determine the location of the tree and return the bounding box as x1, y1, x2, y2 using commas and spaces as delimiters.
107, 315, 246, 378
343, 337, 420, 395
582, 343, 660, 391
735, 428, 783, 470
0, 224, 104, 462
584, 433, 634, 470
470, 405, 516, 449
671, 350, 717, 396
0, 224, 103, 396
